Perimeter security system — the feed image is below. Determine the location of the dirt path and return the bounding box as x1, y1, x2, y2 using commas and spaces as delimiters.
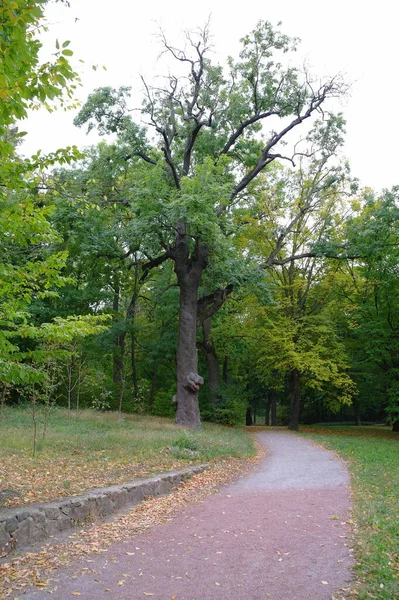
21, 431, 353, 599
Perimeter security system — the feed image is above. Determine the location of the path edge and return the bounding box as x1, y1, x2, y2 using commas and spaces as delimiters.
0, 465, 208, 554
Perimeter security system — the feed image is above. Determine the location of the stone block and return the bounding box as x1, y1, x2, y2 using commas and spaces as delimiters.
0, 464, 208, 551
0, 522, 11, 548
42, 504, 62, 520
4, 516, 19, 534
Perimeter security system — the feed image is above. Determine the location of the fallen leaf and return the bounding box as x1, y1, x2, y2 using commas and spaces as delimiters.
144, 594, 154, 597
321, 581, 329, 585
72, 593, 81, 597
126, 552, 135, 556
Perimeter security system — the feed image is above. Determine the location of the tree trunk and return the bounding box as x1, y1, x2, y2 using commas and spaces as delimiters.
264, 397, 271, 425
113, 333, 125, 385
288, 369, 301, 430
393, 419, 399, 432
201, 317, 220, 405
246, 406, 253, 426
175, 282, 202, 426
149, 362, 158, 412
112, 285, 125, 386
131, 331, 138, 399
127, 264, 139, 399
222, 355, 229, 383
354, 401, 362, 426
269, 389, 277, 426
174, 226, 207, 427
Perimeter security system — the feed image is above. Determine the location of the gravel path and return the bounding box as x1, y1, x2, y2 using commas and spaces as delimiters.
22, 431, 353, 599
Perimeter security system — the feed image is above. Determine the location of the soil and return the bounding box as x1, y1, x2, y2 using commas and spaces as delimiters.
19, 431, 354, 600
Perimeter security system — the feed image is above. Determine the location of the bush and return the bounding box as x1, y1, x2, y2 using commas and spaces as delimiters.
152, 388, 176, 418
202, 383, 247, 426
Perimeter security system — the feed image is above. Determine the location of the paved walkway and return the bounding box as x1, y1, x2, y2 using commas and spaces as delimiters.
23, 431, 353, 599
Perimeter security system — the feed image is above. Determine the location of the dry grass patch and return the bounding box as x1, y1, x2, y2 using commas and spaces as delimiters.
0, 407, 255, 508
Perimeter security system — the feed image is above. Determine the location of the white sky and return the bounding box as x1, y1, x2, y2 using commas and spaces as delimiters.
22, 0, 399, 192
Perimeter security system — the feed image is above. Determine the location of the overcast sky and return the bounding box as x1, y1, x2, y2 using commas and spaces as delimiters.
23, 0, 398, 192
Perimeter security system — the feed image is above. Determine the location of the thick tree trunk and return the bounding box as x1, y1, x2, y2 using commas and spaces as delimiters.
393, 419, 399, 432
246, 406, 253, 426
201, 318, 220, 405
175, 282, 202, 426
174, 225, 207, 427
288, 369, 301, 430
270, 389, 277, 426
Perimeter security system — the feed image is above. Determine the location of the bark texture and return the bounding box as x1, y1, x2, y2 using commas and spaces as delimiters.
174, 225, 207, 427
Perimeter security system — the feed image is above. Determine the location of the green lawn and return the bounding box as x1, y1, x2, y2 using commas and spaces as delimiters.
0, 406, 255, 508
300, 425, 399, 600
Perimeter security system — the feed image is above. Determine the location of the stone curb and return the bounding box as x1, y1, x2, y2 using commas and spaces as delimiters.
0, 465, 208, 554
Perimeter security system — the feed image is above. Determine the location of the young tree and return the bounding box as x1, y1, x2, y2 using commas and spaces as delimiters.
74, 21, 347, 426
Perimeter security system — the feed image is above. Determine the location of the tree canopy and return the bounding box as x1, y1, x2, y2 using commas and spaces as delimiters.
1, 8, 398, 431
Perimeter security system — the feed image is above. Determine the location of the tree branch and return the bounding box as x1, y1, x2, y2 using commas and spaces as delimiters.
140, 249, 174, 282
197, 284, 234, 324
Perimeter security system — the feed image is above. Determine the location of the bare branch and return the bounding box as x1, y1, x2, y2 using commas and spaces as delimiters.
229, 79, 343, 202
220, 110, 281, 155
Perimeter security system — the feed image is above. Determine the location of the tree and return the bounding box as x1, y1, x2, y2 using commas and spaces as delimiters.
220, 127, 357, 429
0, 0, 82, 385
338, 188, 399, 431
74, 21, 347, 426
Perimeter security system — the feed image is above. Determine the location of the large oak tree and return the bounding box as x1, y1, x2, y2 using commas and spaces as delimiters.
74, 21, 347, 426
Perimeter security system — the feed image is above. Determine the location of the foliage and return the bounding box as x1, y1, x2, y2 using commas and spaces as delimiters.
70, 20, 348, 426
0, 0, 84, 386
2, 10, 398, 429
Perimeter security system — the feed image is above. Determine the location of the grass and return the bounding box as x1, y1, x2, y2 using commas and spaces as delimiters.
299, 425, 398, 600
0, 406, 256, 508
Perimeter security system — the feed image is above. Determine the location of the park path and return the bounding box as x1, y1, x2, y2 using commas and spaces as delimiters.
22, 431, 353, 600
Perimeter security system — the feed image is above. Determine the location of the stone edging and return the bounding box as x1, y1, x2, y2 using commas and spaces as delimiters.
0, 465, 207, 554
